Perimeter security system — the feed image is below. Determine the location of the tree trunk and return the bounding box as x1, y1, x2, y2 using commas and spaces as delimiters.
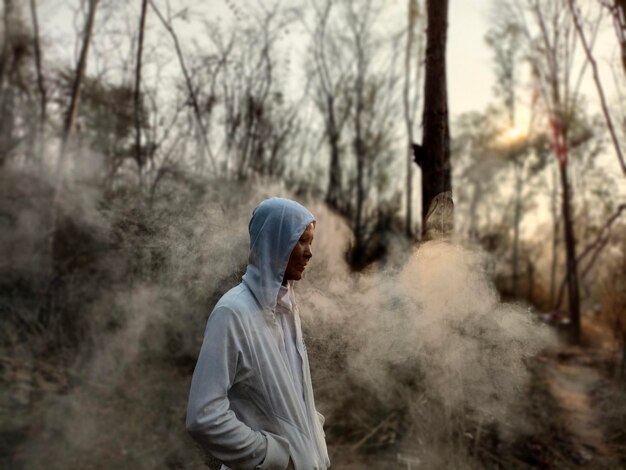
615, 0, 626, 75
549, 164, 560, 307
0, 0, 12, 94
403, 0, 419, 238
559, 154, 581, 343
527, 258, 535, 302
58, 0, 99, 172
133, 0, 149, 185
621, 337, 626, 380
0, 0, 14, 165
326, 128, 342, 210
352, 17, 367, 263
354, 82, 366, 259
419, 0, 452, 240
512, 160, 523, 298
29, 0, 47, 168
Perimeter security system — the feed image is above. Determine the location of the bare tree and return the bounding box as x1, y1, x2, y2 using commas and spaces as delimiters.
451, 110, 501, 241
342, 0, 403, 266
600, 0, 626, 75
201, 3, 297, 180
548, 163, 561, 306
511, 0, 594, 341
304, 0, 404, 266
0, 0, 13, 94
29, 0, 46, 167
305, 0, 353, 211
415, 0, 453, 241
347, 0, 370, 257
485, 5, 552, 299
486, 6, 525, 296
133, 0, 149, 184
0, 0, 36, 165
402, 0, 423, 238
148, 0, 216, 174
58, 0, 99, 172
568, 0, 625, 175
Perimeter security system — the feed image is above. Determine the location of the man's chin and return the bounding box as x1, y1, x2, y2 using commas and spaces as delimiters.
284, 271, 304, 282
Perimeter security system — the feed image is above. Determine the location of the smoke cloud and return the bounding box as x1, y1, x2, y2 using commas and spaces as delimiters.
298, 203, 555, 464
2, 166, 554, 468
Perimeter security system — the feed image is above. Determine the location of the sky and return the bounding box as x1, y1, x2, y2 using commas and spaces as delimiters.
448, 0, 494, 114
6, 0, 621, 244
35, 0, 620, 116
24, 0, 625, 183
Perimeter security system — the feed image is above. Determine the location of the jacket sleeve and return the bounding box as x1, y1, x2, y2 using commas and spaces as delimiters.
186, 307, 291, 470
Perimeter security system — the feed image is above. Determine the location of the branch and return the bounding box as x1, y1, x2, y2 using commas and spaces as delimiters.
567, 0, 626, 176
555, 203, 626, 308
148, 0, 217, 174
133, 0, 149, 177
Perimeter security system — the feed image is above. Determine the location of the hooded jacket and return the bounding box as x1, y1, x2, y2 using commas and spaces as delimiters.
186, 198, 330, 470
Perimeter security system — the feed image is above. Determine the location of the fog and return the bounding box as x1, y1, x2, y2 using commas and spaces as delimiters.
1, 164, 557, 468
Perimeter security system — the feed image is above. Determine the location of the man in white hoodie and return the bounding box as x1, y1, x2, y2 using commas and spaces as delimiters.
186, 198, 330, 470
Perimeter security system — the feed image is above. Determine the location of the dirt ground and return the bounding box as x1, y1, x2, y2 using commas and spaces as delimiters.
1, 342, 625, 469
498, 345, 625, 470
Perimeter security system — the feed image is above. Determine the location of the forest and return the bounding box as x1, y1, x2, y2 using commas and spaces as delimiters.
1, 0, 625, 468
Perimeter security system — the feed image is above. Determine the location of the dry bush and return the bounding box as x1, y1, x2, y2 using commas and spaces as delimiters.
2, 168, 557, 469
0, 163, 292, 468
600, 245, 626, 379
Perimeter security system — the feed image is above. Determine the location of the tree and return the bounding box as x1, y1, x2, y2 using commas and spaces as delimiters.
305, 0, 352, 211
200, 4, 300, 180
133, 0, 149, 185
451, 110, 502, 242
305, 0, 405, 268
149, 0, 216, 174
486, 7, 526, 296
402, 0, 423, 238
58, 0, 99, 172
344, 0, 403, 266
568, 0, 625, 175
485, 4, 553, 298
29, 0, 46, 167
598, 225, 626, 378
511, 0, 587, 341
601, 0, 626, 76
415, 0, 453, 241
0, 0, 39, 166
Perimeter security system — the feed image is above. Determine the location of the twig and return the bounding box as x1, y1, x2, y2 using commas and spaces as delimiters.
567, 0, 625, 176
148, 0, 217, 174
350, 413, 395, 451
555, 203, 626, 308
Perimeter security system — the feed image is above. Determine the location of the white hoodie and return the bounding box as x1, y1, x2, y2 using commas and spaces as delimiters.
186, 198, 330, 470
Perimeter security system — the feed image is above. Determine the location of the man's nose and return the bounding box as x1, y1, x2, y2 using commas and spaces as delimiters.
304, 244, 312, 259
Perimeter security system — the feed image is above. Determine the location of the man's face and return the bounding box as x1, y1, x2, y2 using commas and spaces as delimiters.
284, 223, 315, 282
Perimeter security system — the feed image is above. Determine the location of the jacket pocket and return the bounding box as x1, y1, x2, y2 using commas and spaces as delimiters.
255, 431, 291, 470
273, 416, 322, 469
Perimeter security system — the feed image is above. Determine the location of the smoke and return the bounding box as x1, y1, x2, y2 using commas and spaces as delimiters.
2, 163, 554, 468
297, 203, 555, 464
3, 158, 292, 467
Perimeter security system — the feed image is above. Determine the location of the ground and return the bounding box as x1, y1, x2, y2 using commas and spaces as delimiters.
1, 337, 625, 469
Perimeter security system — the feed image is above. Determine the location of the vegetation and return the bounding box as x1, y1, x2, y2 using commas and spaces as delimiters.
0, 0, 625, 468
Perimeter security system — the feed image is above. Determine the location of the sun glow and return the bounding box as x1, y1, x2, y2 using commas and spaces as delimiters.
506, 125, 524, 141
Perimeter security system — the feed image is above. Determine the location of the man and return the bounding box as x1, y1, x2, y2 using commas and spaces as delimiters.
186, 198, 330, 470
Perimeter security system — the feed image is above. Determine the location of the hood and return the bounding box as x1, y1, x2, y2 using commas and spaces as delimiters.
242, 197, 315, 312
